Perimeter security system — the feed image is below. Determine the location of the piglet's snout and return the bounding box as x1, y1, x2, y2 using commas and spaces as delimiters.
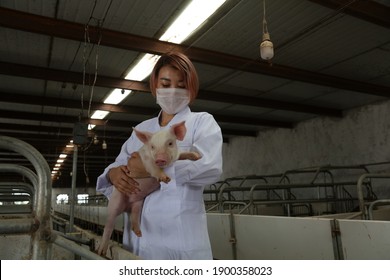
155, 153, 169, 167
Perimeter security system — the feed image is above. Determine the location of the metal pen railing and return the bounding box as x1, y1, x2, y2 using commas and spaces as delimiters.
0, 136, 108, 260
357, 173, 390, 219
0, 136, 52, 259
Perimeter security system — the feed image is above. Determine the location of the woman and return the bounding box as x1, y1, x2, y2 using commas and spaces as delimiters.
96, 52, 223, 259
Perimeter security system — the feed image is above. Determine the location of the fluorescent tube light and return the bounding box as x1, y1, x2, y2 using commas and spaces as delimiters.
124, 53, 160, 80
90, 0, 226, 125
124, 0, 227, 81
91, 110, 110, 120
104, 88, 132, 105
160, 0, 226, 44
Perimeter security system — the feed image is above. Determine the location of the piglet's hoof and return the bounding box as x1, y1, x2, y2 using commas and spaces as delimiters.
188, 152, 201, 161
132, 226, 142, 237
179, 152, 201, 161
160, 175, 171, 183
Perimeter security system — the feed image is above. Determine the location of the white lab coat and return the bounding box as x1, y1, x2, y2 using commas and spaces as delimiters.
96, 107, 223, 259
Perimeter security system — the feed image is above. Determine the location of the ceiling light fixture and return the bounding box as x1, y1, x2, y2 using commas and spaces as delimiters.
260, 0, 274, 61
91, 110, 110, 120
102, 139, 107, 150
101, 0, 226, 107
160, 0, 227, 44
103, 88, 132, 105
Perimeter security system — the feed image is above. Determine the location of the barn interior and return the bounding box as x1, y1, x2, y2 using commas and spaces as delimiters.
1, 0, 390, 260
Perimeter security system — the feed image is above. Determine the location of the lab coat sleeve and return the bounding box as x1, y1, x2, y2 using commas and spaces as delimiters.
175, 113, 223, 186
96, 133, 138, 198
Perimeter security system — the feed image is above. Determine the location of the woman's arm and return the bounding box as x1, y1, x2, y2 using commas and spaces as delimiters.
174, 113, 223, 186
96, 133, 142, 197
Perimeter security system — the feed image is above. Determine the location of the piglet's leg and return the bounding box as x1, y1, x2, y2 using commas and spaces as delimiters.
130, 200, 145, 237
178, 152, 201, 161
97, 189, 127, 256
148, 166, 171, 183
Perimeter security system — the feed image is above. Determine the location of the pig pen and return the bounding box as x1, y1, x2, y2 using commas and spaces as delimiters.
205, 165, 390, 259
52, 163, 390, 260
52, 197, 390, 260
2, 135, 390, 260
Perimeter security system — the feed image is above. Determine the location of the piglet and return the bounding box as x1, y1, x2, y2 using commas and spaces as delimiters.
97, 121, 200, 256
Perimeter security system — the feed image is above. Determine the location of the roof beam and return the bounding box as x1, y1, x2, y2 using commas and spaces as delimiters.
0, 7, 390, 97
0, 61, 149, 92
0, 66, 343, 118
0, 114, 258, 139
0, 123, 130, 141
0, 106, 292, 130
308, 0, 390, 29
0, 90, 156, 115
198, 91, 342, 117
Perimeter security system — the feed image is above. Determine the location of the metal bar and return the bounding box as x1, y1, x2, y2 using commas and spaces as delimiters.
0, 204, 32, 214
0, 194, 31, 202
69, 145, 78, 232
0, 136, 52, 259
0, 100, 292, 129
0, 164, 38, 189
330, 219, 343, 260
0, 182, 35, 195
356, 173, 390, 218
0, 218, 39, 234
0, 164, 37, 208
50, 231, 105, 260
308, 0, 390, 29
367, 199, 390, 220
229, 213, 237, 260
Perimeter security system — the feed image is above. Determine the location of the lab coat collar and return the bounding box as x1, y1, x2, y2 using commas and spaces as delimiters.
156, 106, 191, 127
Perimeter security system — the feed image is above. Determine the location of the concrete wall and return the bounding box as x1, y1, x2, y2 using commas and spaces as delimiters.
53, 99, 390, 199
221, 99, 390, 189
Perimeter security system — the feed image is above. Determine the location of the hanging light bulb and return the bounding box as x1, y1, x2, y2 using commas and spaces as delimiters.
93, 135, 99, 145
260, 0, 274, 61
102, 122, 107, 150
260, 32, 274, 60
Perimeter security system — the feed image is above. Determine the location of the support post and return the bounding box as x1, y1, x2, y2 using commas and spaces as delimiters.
69, 145, 78, 232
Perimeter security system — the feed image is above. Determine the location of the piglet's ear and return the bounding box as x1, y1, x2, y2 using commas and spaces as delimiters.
133, 127, 153, 144
171, 121, 187, 141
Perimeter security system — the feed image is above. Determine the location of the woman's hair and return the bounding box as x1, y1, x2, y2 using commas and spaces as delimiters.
149, 52, 199, 103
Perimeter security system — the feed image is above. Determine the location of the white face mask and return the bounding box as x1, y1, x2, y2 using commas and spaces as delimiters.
156, 88, 190, 115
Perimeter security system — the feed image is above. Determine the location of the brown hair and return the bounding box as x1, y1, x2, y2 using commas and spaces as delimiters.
149, 52, 199, 103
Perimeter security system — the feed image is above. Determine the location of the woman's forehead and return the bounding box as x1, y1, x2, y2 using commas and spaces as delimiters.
158, 65, 184, 80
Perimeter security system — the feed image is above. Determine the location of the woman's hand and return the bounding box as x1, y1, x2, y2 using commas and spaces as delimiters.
108, 165, 140, 195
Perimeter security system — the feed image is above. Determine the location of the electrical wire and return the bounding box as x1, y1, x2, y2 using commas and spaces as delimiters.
79, 0, 113, 120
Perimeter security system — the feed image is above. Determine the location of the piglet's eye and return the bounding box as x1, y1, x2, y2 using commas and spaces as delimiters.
168, 141, 173, 146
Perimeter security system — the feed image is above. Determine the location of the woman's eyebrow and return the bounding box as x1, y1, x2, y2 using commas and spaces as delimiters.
160, 77, 185, 84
